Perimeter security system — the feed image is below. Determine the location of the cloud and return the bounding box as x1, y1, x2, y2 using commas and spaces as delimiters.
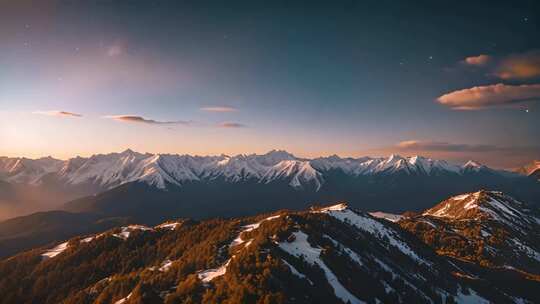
392, 140, 540, 168
106, 44, 124, 57
33, 110, 82, 117
436, 83, 540, 110
396, 140, 540, 155
384, 140, 540, 169
460, 50, 540, 80
463, 54, 491, 66
200, 106, 238, 112
104, 115, 191, 125
396, 140, 500, 152
218, 122, 247, 128
494, 50, 540, 80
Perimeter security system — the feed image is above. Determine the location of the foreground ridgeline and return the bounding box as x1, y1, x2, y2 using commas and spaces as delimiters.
1, 191, 539, 304
400, 190, 540, 275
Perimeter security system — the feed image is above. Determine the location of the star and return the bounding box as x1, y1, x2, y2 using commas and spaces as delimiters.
524, 17, 528, 22
525, 109, 529, 113
428, 56, 433, 60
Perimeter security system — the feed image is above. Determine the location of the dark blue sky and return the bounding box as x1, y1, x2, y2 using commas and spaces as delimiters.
1, 0, 539, 167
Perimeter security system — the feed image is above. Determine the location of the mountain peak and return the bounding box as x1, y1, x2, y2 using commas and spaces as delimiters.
326, 154, 342, 161
517, 160, 540, 178
119, 148, 139, 156
408, 155, 424, 162
463, 160, 483, 168
315, 202, 349, 212
262, 149, 296, 159
387, 154, 404, 161
401, 190, 540, 277
255, 150, 297, 166
421, 190, 534, 224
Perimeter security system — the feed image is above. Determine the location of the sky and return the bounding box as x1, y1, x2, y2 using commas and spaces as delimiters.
1, 0, 539, 168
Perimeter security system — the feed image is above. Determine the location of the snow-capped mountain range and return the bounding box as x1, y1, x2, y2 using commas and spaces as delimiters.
517, 160, 540, 180
0, 149, 515, 191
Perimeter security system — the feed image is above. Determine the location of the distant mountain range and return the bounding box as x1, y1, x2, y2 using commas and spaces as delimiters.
518, 160, 540, 180
1, 190, 538, 303
1, 150, 539, 221
0, 149, 529, 191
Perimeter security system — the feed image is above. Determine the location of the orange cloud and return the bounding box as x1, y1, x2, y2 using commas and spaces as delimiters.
218, 122, 246, 128
464, 54, 491, 66
397, 140, 498, 152
436, 83, 540, 110
200, 106, 238, 112
494, 50, 540, 80
392, 140, 540, 169
104, 115, 191, 125
33, 110, 82, 117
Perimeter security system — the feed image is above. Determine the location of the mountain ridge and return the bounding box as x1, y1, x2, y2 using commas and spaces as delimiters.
0, 150, 525, 192
517, 160, 540, 180
399, 190, 540, 275
1, 193, 538, 303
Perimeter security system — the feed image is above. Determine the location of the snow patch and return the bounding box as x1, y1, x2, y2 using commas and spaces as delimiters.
281, 259, 313, 284
159, 259, 173, 272
199, 214, 282, 283
369, 211, 403, 222
41, 242, 69, 259
230, 214, 281, 248
156, 222, 181, 230
318, 203, 348, 212
114, 292, 132, 304
279, 231, 364, 304
323, 235, 364, 266
452, 194, 470, 201
319, 207, 430, 265
113, 225, 153, 240
198, 259, 231, 282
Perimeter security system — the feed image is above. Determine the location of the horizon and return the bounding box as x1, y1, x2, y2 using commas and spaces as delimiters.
0, 147, 526, 170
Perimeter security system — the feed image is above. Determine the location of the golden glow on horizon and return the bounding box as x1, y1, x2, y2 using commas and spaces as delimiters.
0, 114, 532, 170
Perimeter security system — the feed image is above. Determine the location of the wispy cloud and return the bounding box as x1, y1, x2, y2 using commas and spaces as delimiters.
104, 115, 192, 125
436, 83, 540, 110
463, 54, 491, 66
396, 140, 540, 154
200, 106, 238, 112
33, 110, 82, 117
391, 140, 540, 168
218, 122, 247, 128
397, 140, 499, 152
